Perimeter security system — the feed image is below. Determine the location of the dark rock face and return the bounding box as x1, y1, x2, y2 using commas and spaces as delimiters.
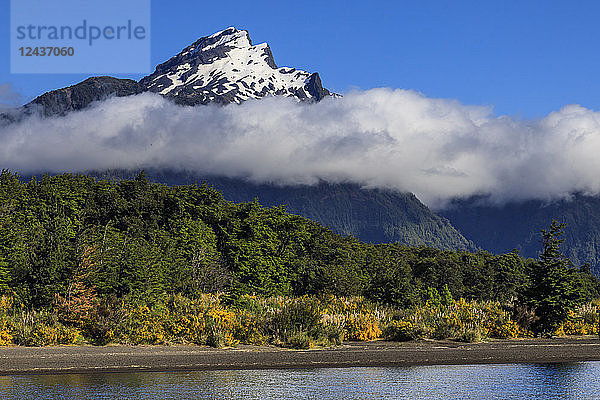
0, 110, 17, 125
29, 77, 145, 117
304, 73, 331, 101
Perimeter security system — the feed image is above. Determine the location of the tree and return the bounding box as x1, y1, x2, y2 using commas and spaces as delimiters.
54, 246, 99, 328
528, 220, 580, 336
0, 255, 9, 294
440, 284, 454, 306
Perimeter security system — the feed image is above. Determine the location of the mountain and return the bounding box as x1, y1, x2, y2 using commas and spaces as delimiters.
0, 27, 501, 254
440, 195, 600, 273
1, 27, 334, 120
0, 77, 144, 123
94, 169, 475, 251
204, 178, 475, 250
140, 27, 332, 105
28, 77, 145, 117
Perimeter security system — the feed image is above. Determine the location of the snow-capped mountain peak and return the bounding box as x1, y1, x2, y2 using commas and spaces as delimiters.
2, 27, 335, 122
140, 27, 332, 105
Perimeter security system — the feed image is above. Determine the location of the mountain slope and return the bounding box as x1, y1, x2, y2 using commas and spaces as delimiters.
441, 195, 600, 272
95, 169, 475, 251
28, 77, 145, 117
208, 179, 475, 250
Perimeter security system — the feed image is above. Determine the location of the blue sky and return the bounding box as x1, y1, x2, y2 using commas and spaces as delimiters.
2, 0, 600, 117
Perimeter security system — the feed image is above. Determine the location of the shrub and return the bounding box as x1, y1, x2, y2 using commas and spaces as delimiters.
459, 328, 482, 343
345, 313, 381, 341
29, 324, 80, 346
557, 306, 599, 336
285, 331, 313, 349
383, 320, 414, 342
205, 307, 237, 347
233, 309, 266, 345
267, 298, 322, 343
0, 329, 12, 346
322, 324, 345, 346
120, 304, 167, 345
0, 296, 13, 346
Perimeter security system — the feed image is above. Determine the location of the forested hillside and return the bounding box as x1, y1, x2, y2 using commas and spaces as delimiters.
199, 178, 476, 251
1, 170, 598, 311
93, 170, 475, 252
1, 170, 599, 348
441, 194, 600, 274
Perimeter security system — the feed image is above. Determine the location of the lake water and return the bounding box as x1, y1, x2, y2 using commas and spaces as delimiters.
2, 362, 600, 399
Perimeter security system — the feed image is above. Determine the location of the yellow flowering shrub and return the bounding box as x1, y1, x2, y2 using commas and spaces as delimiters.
29, 324, 80, 346
385, 299, 525, 342
233, 309, 265, 345
122, 305, 167, 345
206, 307, 237, 347
4, 293, 600, 347
345, 313, 382, 341
481, 303, 521, 339
0, 296, 13, 346
0, 329, 12, 346
169, 313, 207, 344
488, 319, 520, 339
163, 294, 204, 343
383, 320, 414, 341
556, 306, 599, 336
317, 296, 384, 342
160, 294, 237, 347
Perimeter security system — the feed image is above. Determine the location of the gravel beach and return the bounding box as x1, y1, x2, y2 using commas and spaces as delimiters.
1, 337, 600, 375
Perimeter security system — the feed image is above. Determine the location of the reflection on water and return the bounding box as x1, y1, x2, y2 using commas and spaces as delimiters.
1, 362, 600, 399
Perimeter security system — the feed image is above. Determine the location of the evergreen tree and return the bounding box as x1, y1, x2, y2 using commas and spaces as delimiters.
440, 284, 454, 306
528, 220, 580, 336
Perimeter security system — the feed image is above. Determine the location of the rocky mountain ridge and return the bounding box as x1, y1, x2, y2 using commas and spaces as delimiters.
3, 27, 334, 118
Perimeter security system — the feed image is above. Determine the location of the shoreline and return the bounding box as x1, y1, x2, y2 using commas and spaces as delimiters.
2, 337, 600, 375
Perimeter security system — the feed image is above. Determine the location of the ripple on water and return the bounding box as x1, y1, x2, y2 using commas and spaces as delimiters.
1, 362, 600, 400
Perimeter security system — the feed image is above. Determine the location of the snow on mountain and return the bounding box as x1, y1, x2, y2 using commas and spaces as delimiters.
140, 27, 333, 105
0, 27, 336, 122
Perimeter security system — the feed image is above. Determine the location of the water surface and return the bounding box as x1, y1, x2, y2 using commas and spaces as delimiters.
2, 362, 600, 399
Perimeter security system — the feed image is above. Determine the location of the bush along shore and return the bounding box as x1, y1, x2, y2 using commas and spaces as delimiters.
1, 171, 600, 347
0, 293, 599, 349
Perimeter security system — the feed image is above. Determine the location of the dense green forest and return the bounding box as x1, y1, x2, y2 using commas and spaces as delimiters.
0, 170, 598, 345
90, 170, 475, 252
136, 171, 476, 251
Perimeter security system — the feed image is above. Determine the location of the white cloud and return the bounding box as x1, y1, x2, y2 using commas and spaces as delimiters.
2, 89, 600, 208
